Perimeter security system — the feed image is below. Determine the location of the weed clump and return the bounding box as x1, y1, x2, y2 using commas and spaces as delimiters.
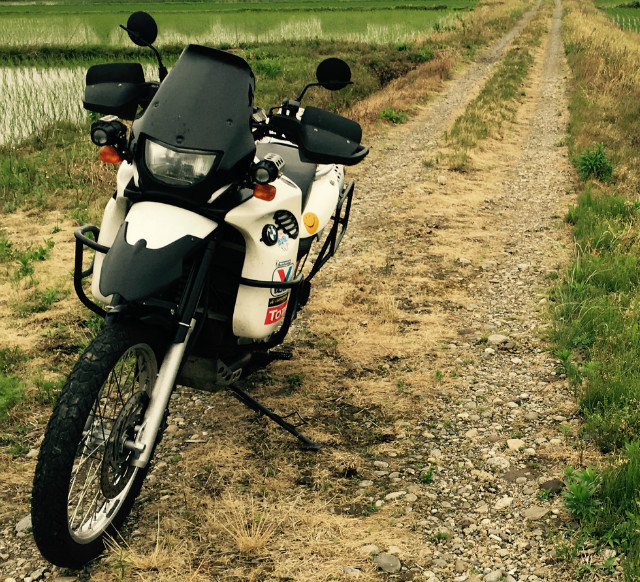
379, 106, 407, 124
576, 142, 614, 183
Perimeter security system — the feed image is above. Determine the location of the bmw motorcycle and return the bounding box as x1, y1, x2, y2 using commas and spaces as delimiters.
31, 12, 367, 568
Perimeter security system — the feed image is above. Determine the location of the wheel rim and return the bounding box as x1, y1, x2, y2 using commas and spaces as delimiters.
67, 342, 157, 543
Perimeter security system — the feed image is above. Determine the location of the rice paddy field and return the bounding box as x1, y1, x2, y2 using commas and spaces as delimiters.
0, 0, 477, 144
0, 2, 474, 47
596, 0, 640, 31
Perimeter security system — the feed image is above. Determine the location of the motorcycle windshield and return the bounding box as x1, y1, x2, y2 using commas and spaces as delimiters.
133, 45, 256, 191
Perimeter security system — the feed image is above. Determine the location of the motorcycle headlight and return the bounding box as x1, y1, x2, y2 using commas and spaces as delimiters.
144, 139, 217, 187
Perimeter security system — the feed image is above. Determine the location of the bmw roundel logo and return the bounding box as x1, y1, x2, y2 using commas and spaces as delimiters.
262, 224, 278, 246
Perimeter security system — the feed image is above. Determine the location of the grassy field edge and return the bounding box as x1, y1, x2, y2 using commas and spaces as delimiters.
549, 0, 640, 577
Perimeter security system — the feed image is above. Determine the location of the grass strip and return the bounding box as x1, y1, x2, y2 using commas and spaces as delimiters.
550, 0, 640, 577
442, 0, 549, 162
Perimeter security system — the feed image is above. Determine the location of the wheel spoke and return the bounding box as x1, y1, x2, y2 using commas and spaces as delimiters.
69, 455, 103, 529
65, 342, 158, 541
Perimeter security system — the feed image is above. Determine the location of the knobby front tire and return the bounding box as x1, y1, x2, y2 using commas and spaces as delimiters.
31, 323, 165, 568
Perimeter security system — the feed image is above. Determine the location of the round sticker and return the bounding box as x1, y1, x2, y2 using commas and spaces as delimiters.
303, 212, 319, 235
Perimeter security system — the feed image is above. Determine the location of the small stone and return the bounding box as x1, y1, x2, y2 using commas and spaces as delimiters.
458, 257, 472, 265
455, 559, 466, 573
486, 456, 510, 470
494, 496, 513, 510
15, 515, 31, 534
342, 567, 361, 576
26, 448, 39, 459
475, 502, 489, 514
487, 334, 509, 345
523, 506, 550, 520
29, 569, 45, 581
465, 428, 479, 438
360, 544, 380, 555
484, 572, 503, 582
507, 438, 525, 450
387, 545, 402, 555
374, 460, 389, 469
359, 480, 374, 488
437, 175, 447, 186
373, 553, 401, 574
385, 490, 407, 501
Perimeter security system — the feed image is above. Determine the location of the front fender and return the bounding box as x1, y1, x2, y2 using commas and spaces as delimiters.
99, 202, 217, 302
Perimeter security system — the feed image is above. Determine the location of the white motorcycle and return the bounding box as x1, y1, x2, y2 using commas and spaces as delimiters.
31, 11, 368, 568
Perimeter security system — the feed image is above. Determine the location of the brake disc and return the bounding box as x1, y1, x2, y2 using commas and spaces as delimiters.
100, 390, 149, 499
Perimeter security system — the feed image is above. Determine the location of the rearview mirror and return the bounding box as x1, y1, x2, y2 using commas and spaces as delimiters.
125, 11, 158, 47
315, 58, 352, 91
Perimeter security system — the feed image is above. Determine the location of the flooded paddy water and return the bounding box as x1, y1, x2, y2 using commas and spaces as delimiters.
0, 67, 85, 144
0, 5, 467, 143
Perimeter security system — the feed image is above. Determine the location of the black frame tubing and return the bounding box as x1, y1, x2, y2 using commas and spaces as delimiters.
306, 179, 354, 281
73, 225, 109, 318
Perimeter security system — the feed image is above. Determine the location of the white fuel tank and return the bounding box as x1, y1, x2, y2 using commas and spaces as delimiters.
225, 177, 301, 339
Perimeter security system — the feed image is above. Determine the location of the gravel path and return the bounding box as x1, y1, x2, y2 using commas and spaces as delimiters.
330, 0, 617, 579
2, 2, 620, 581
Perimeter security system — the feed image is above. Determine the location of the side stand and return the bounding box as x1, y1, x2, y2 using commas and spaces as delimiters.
227, 383, 321, 451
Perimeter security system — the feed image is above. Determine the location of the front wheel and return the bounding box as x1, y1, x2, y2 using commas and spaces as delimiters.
32, 323, 165, 568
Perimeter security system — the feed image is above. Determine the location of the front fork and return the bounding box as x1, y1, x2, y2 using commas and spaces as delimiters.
126, 241, 217, 469
129, 319, 195, 468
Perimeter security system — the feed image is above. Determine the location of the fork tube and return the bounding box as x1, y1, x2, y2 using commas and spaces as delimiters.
131, 241, 216, 468
131, 319, 195, 468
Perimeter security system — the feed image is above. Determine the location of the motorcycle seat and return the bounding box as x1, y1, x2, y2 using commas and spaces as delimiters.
256, 142, 316, 210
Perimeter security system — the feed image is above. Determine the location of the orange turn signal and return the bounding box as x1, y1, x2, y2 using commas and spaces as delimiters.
99, 146, 123, 164
253, 183, 276, 201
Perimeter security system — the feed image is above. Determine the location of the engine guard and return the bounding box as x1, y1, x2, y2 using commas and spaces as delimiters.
74, 225, 108, 317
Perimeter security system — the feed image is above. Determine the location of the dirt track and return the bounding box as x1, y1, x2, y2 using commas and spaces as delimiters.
2, 1, 620, 580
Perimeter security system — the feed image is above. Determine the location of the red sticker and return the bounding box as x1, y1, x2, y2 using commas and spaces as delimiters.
265, 295, 289, 325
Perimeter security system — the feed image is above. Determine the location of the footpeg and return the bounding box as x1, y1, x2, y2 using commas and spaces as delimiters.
269, 350, 293, 361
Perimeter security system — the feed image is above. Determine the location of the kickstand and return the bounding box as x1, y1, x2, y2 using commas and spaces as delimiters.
227, 383, 321, 451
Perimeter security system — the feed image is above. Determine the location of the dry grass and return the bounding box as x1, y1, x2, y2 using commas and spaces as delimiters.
350, 0, 536, 135
442, 0, 551, 162
563, 0, 640, 195
212, 495, 279, 555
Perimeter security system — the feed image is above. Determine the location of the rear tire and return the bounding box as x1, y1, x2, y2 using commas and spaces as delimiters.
32, 323, 166, 568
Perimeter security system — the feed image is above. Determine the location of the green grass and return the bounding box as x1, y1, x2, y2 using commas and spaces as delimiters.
553, 0, 640, 576
0, 374, 25, 420
0, 39, 455, 146
560, 446, 640, 577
